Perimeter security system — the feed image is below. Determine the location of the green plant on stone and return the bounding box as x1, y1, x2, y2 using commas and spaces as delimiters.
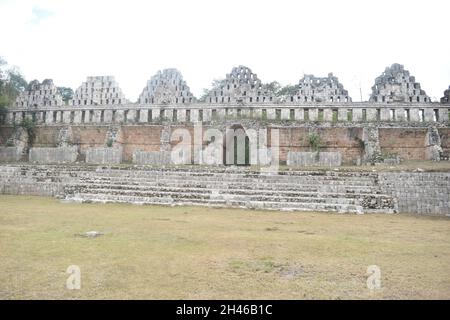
355, 137, 365, 150
106, 138, 114, 148
307, 132, 321, 152
19, 117, 35, 145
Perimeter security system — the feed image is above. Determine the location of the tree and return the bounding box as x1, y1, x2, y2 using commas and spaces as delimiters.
199, 78, 301, 101
276, 84, 299, 97
262, 81, 282, 95
7, 67, 27, 94
57, 87, 74, 104
0, 57, 27, 124
198, 79, 227, 102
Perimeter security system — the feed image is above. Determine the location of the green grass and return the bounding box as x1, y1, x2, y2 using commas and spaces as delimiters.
0, 195, 449, 299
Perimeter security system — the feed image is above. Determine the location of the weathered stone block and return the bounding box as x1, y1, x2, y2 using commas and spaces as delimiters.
85, 147, 122, 164
287, 151, 342, 166
0, 147, 23, 162
132, 150, 171, 165
29, 146, 78, 163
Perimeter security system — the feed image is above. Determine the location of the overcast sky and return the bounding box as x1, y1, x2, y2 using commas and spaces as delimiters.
1, 0, 449, 102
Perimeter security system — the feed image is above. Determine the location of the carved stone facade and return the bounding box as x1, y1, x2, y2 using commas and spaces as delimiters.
71, 76, 129, 106
15, 79, 63, 108
370, 64, 430, 103
206, 66, 275, 104
294, 73, 351, 103
441, 86, 450, 104
138, 69, 194, 105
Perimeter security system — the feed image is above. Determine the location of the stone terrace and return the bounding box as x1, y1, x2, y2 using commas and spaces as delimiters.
1, 164, 448, 215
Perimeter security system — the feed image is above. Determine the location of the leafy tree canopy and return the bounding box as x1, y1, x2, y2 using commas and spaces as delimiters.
199, 79, 299, 101
0, 56, 27, 111
57, 87, 74, 103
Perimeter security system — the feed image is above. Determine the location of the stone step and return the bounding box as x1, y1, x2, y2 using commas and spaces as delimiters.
0, 172, 380, 191
0, 173, 380, 188
65, 181, 382, 197
64, 183, 395, 208
66, 192, 366, 213
67, 188, 362, 205
0, 174, 379, 187
0, 166, 381, 179
77, 174, 378, 186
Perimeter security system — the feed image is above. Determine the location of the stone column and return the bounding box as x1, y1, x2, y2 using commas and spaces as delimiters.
295, 108, 303, 121
178, 109, 186, 122
352, 108, 362, 122
438, 108, 448, 123
410, 108, 420, 122
366, 108, 377, 122
362, 127, 381, 164
324, 108, 332, 122
191, 109, 199, 122
266, 108, 275, 120
115, 110, 125, 123
73, 110, 82, 124
203, 109, 211, 122
306, 108, 316, 121
217, 108, 226, 120
104, 110, 113, 123
380, 108, 390, 121
93, 110, 102, 123
424, 108, 434, 122
63, 111, 71, 124
139, 109, 148, 123
127, 109, 136, 124
45, 111, 53, 124
152, 108, 160, 120
425, 126, 442, 161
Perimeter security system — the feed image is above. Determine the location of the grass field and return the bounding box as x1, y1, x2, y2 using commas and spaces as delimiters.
0, 195, 449, 300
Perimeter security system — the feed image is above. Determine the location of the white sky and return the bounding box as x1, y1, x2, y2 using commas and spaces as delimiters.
0, 0, 449, 102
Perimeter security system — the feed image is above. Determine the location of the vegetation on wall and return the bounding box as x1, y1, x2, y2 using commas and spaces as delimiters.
57, 86, 74, 104
199, 79, 300, 102
106, 138, 114, 148
18, 117, 36, 145
307, 132, 321, 152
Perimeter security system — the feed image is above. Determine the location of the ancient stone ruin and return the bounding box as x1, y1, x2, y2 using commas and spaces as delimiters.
138, 68, 195, 105
71, 76, 129, 106
205, 66, 275, 104
15, 79, 63, 108
1, 62, 449, 168
369, 63, 430, 103
1, 63, 450, 215
293, 73, 351, 103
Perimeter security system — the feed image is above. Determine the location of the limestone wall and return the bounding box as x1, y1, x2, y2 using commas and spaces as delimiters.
132, 150, 171, 165
287, 152, 342, 166
0, 165, 448, 215
85, 147, 123, 164
0, 147, 23, 162
1, 124, 448, 165
379, 172, 450, 215
29, 147, 78, 163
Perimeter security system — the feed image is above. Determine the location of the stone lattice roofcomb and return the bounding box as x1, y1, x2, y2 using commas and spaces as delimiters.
294, 73, 351, 103
71, 76, 129, 106
15, 79, 63, 108
138, 68, 194, 105
206, 65, 275, 104
369, 63, 430, 103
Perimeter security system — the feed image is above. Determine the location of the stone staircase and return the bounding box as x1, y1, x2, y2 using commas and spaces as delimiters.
0, 165, 397, 213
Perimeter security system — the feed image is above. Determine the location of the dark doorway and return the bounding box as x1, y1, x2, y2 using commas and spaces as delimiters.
224, 125, 250, 166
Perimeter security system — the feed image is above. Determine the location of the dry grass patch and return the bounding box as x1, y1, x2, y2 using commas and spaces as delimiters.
0, 195, 449, 299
